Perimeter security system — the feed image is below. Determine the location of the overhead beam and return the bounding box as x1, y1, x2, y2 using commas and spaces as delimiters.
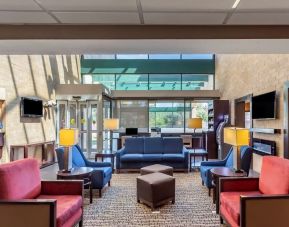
1, 25, 289, 39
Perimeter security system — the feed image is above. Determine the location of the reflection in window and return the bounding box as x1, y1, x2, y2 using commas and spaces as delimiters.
149, 74, 181, 90
182, 54, 214, 59
116, 74, 148, 90
182, 74, 213, 90
149, 101, 185, 133
185, 101, 209, 132
116, 54, 148, 59
149, 54, 181, 59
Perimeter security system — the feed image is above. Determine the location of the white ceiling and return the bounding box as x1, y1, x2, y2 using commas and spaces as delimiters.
0, 0, 289, 25
2, 39, 289, 54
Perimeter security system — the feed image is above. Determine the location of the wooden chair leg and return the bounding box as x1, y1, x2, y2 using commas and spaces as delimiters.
220, 216, 224, 224
99, 189, 102, 198
79, 219, 83, 227
208, 188, 211, 197
202, 180, 204, 186
108, 181, 111, 187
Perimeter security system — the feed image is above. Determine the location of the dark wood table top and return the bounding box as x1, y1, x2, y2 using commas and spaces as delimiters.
57, 167, 94, 178
210, 167, 246, 177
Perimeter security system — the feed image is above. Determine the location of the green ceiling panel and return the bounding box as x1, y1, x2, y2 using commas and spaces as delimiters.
81, 59, 215, 74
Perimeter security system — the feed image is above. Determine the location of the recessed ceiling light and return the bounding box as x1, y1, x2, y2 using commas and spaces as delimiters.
232, 0, 241, 9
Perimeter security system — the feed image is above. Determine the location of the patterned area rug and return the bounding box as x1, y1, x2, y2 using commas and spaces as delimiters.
83, 172, 220, 227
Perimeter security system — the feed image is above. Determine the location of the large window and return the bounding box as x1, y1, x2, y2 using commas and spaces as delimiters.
149, 101, 186, 133
185, 101, 209, 132
117, 100, 148, 132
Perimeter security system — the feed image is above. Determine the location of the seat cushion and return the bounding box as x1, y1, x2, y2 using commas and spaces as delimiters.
92, 166, 112, 178
220, 191, 261, 224
37, 195, 82, 227
71, 146, 86, 167
163, 137, 183, 154
125, 138, 144, 154
259, 156, 289, 195
143, 154, 162, 162
121, 154, 143, 162
144, 137, 163, 154
0, 159, 41, 200
162, 154, 184, 162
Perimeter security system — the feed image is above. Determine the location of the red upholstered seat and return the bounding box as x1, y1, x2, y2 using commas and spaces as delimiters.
220, 191, 261, 224
37, 195, 82, 227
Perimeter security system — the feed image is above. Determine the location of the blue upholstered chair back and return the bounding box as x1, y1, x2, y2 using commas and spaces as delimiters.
55, 145, 87, 170
224, 146, 252, 174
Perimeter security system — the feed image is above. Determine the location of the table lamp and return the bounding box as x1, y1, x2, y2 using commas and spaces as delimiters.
188, 118, 202, 134
103, 118, 119, 152
224, 127, 249, 173
59, 128, 79, 173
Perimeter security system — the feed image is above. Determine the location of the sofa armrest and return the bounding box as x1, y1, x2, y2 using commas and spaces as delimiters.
116, 147, 126, 169
86, 160, 112, 168
200, 160, 226, 167
240, 194, 289, 227
182, 148, 189, 167
41, 180, 83, 196
0, 199, 57, 227
220, 177, 259, 193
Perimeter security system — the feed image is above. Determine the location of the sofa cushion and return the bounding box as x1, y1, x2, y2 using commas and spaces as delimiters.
144, 137, 163, 154
125, 138, 144, 154
259, 156, 289, 194
163, 137, 183, 154
0, 159, 41, 200
162, 154, 184, 162
72, 146, 86, 167
220, 191, 261, 224
121, 154, 143, 162
37, 195, 82, 227
143, 154, 163, 162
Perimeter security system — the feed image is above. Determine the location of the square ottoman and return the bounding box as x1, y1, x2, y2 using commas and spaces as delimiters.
140, 164, 174, 176
137, 172, 175, 210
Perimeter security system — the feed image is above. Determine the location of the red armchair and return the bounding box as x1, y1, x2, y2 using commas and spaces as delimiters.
0, 158, 83, 227
219, 156, 289, 227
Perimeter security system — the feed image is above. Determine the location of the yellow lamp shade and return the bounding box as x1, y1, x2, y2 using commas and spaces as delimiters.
224, 127, 249, 146
104, 118, 119, 130
59, 129, 79, 146
187, 118, 202, 129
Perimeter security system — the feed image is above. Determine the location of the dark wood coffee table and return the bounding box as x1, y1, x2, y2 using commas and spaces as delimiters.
210, 167, 247, 213
57, 167, 94, 203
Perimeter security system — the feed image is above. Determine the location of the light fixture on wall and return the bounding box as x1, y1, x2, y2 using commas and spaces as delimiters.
224, 127, 250, 172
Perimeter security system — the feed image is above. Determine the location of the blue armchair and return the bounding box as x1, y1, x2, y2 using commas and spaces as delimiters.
200, 146, 253, 195
56, 144, 112, 197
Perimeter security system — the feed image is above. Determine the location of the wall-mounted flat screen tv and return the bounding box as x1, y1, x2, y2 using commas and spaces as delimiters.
20, 97, 43, 118
126, 128, 138, 135
252, 91, 276, 120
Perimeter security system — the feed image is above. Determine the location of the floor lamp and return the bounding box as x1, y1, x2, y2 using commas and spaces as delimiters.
103, 118, 119, 153
188, 118, 203, 149
224, 127, 250, 173
59, 128, 79, 173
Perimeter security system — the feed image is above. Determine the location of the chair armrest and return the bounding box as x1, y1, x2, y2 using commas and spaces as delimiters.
200, 160, 226, 166
240, 194, 289, 227
182, 148, 189, 167
41, 180, 83, 196
86, 160, 112, 168
220, 177, 259, 193
0, 199, 57, 227
116, 147, 126, 169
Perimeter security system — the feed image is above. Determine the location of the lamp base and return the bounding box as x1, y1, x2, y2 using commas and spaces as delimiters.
60, 169, 72, 173
233, 169, 244, 174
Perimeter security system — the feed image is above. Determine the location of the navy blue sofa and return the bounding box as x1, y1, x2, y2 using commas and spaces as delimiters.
56, 144, 112, 197
200, 145, 253, 195
116, 137, 189, 172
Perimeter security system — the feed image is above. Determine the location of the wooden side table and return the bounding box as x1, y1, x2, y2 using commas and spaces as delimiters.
188, 149, 208, 171
95, 151, 116, 171
210, 167, 247, 214
57, 167, 94, 204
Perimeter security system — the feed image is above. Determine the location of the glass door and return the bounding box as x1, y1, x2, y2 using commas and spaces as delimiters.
56, 100, 99, 158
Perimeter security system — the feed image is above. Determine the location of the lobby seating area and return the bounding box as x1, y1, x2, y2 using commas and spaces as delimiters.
1, 1, 289, 226
116, 137, 189, 172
